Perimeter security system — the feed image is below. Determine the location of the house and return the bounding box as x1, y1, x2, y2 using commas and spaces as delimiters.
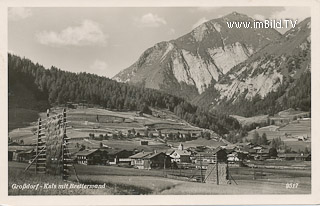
168, 144, 191, 163
130, 151, 153, 169
8, 145, 35, 162
297, 136, 308, 141
76, 149, 108, 165
140, 140, 148, 145
129, 151, 171, 169
295, 153, 311, 161
278, 153, 311, 161
193, 147, 228, 169
252, 145, 270, 160
239, 144, 270, 160
16, 149, 36, 162
105, 149, 133, 165
227, 152, 240, 163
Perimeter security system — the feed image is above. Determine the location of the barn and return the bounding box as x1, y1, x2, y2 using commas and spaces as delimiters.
130, 151, 171, 169
104, 149, 133, 165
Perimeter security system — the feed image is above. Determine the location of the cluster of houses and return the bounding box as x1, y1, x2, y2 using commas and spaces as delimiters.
9, 140, 311, 170
72, 142, 311, 169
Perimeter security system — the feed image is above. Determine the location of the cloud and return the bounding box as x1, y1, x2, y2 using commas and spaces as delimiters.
89, 60, 108, 76
167, 28, 175, 35
36, 20, 108, 47
270, 7, 310, 22
192, 17, 208, 29
253, 14, 266, 21
135, 13, 167, 28
8, 7, 32, 21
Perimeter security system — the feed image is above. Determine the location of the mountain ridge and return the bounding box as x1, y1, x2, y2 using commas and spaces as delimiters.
113, 12, 282, 98
113, 13, 311, 117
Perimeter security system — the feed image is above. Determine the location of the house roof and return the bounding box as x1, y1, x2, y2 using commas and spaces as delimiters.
129, 152, 153, 159
8, 142, 21, 146
145, 152, 166, 159
173, 150, 191, 156
76, 149, 99, 156
237, 142, 253, 146
242, 147, 256, 153
8, 145, 34, 152
105, 149, 126, 155
196, 147, 224, 156
130, 151, 170, 159
257, 148, 270, 154
17, 149, 34, 154
164, 149, 175, 155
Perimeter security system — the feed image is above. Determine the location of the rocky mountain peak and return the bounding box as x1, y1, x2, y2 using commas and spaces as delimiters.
112, 12, 291, 100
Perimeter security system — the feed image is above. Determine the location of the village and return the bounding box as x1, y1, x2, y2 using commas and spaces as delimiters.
8, 105, 311, 187
8, 138, 311, 170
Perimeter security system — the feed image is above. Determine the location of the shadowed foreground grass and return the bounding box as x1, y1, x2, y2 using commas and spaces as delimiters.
8, 163, 153, 195
8, 169, 116, 195
9, 162, 311, 195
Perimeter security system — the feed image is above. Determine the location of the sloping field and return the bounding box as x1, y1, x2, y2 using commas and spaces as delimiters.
245, 119, 311, 152
247, 120, 311, 140
279, 120, 311, 137
170, 138, 226, 149
77, 138, 169, 152
9, 107, 211, 148
231, 115, 269, 126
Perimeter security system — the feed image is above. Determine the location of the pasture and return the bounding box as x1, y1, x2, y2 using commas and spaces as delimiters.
8, 107, 207, 146
247, 119, 311, 140
246, 119, 311, 152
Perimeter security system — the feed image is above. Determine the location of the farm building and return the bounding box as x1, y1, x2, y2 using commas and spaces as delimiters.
76, 149, 108, 165
104, 149, 133, 165
129, 151, 171, 169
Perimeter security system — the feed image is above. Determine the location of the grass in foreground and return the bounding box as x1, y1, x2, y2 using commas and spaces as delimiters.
9, 161, 311, 195
8, 162, 153, 195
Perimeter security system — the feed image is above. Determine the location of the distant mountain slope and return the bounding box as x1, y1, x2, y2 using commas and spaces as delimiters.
194, 18, 311, 116
113, 12, 281, 100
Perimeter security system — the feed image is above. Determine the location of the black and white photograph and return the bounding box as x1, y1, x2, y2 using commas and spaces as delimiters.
1, 0, 320, 205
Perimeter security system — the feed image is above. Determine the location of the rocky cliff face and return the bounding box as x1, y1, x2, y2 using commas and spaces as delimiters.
113, 12, 281, 97
213, 17, 311, 103
114, 13, 311, 115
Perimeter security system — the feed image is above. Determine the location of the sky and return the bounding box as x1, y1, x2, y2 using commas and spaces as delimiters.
8, 7, 310, 78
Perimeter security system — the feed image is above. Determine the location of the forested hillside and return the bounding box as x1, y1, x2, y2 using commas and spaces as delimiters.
8, 53, 240, 136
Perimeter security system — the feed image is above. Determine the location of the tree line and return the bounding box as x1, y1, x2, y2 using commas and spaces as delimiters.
8, 53, 240, 136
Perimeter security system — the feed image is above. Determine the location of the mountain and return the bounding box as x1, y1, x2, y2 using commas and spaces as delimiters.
113, 12, 282, 100
194, 17, 311, 116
